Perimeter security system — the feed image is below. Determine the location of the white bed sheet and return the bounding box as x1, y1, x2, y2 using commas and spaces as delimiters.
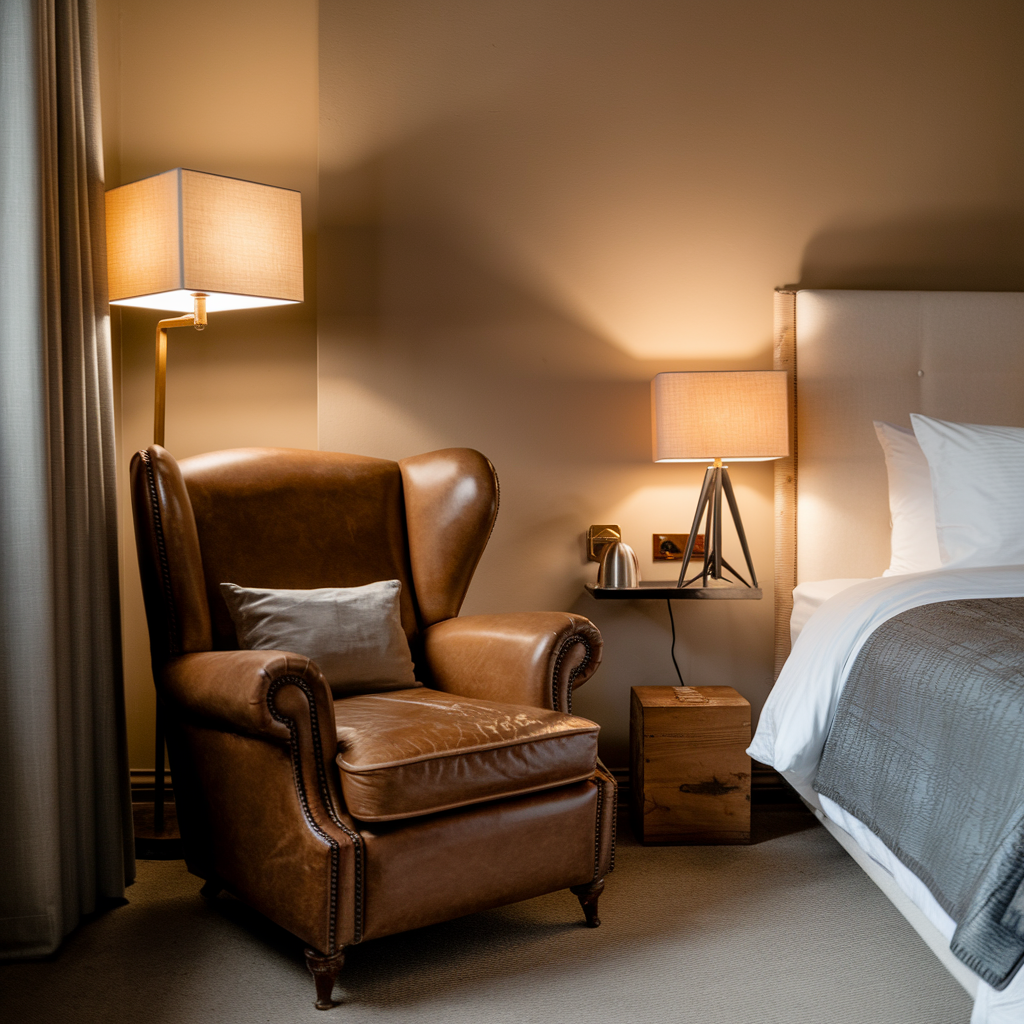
790, 578, 869, 644
751, 566, 1024, 1022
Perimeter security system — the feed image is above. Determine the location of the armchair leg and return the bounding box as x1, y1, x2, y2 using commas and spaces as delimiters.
305, 947, 346, 1010
571, 879, 605, 928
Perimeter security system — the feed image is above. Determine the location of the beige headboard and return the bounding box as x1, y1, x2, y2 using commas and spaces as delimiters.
772, 288, 1024, 677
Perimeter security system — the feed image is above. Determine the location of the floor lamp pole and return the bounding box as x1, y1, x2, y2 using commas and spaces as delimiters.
151, 295, 206, 833
676, 459, 758, 590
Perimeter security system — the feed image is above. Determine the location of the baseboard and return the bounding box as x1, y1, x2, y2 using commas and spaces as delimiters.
611, 767, 630, 808
751, 761, 801, 804
130, 768, 173, 802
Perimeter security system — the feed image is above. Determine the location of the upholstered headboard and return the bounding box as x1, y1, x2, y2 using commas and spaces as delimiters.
772, 289, 1024, 677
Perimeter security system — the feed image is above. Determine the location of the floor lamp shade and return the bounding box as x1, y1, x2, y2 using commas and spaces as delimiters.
652, 371, 789, 462
106, 168, 303, 312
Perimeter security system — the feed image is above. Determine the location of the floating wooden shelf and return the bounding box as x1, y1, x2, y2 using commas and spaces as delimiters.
585, 581, 762, 600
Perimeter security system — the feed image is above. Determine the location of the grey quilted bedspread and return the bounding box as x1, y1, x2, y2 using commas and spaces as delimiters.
814, 597, 1024, 991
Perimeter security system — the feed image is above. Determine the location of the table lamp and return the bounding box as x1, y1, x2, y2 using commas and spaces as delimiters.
106, 168, 303, 841
652, 370, 788, 589
106, 167, 304, 447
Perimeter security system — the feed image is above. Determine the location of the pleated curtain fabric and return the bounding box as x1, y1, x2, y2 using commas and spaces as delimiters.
0, 0, 133, 957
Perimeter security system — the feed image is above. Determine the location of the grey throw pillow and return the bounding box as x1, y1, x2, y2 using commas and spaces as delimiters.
220, 580, 419, 697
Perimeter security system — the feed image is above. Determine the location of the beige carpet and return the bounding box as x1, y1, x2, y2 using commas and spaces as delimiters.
1, 809, 973, 1023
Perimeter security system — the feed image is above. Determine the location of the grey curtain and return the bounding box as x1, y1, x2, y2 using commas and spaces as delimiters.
0, 0, 133, 957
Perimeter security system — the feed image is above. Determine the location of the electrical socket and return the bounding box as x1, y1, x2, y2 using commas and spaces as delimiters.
653, 533, 705, 561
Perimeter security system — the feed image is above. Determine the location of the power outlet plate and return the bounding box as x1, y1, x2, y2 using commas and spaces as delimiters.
653, 533, 705, 561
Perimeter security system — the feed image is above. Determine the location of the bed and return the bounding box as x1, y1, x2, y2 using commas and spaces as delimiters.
750, 289, 1024, 1024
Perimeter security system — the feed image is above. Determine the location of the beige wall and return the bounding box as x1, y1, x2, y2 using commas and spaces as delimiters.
98, 0, 1024, 770
97, 0, 319, 769
317, 0, 1024, 766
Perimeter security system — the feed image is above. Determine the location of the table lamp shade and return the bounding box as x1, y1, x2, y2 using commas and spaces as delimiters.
652, 370, 789, 462
106, 168, 303, 313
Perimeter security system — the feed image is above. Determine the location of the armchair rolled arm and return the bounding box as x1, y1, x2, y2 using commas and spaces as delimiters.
423, 612, 603, 713
161, 650, 335, 745
160, 649, 362, 951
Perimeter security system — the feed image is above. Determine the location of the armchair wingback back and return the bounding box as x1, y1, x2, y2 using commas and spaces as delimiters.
131, 445, 498, 663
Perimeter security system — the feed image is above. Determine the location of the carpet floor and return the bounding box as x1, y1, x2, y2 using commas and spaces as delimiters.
0, 808, 973, 1024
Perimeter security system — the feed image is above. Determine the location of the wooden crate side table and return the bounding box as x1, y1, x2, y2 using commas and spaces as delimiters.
630, 685, 751, 844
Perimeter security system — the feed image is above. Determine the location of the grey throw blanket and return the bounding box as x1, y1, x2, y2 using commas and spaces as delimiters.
814, 597, 1024, 991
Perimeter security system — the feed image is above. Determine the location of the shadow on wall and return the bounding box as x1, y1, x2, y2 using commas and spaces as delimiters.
317, 160, 778, 766
795, 208, 1024, 291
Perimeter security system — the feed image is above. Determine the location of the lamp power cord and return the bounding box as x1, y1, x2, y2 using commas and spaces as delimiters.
667, 599, 685, 687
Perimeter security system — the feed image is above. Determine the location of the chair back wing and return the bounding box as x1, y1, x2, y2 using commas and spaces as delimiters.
177, 447, 422, 650
130, 445, 214, 662
399, 449, 499, 627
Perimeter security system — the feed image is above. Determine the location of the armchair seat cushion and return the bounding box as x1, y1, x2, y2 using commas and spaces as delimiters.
334, 689, 599, 822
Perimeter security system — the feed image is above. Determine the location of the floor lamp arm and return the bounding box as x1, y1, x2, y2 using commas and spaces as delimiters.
152, 294, 207, 448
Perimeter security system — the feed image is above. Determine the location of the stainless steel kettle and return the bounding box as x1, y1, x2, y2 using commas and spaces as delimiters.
597, 541, 640, 588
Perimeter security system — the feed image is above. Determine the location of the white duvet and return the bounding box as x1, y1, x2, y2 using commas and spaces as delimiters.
749, 565, 1024, 1024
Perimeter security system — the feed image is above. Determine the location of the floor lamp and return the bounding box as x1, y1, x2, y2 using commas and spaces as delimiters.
651, 371, 789, 589
106, 168, 304, 840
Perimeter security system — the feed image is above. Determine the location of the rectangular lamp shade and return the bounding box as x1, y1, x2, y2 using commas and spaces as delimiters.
652, 370, 789, 462
105, 168, 303, 312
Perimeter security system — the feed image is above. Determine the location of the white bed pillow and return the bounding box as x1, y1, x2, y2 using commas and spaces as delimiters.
910, 414, 1024, 569
220, 579, 419, 697
873, 421, 942, 576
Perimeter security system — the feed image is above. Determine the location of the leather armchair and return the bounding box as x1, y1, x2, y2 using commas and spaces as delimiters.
130, 444, 614, 1010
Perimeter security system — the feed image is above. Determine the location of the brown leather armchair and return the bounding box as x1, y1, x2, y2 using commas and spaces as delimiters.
130, 444, 614, 1010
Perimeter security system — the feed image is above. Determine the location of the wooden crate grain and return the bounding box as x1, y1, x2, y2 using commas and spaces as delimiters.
630, 685, 751, 844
